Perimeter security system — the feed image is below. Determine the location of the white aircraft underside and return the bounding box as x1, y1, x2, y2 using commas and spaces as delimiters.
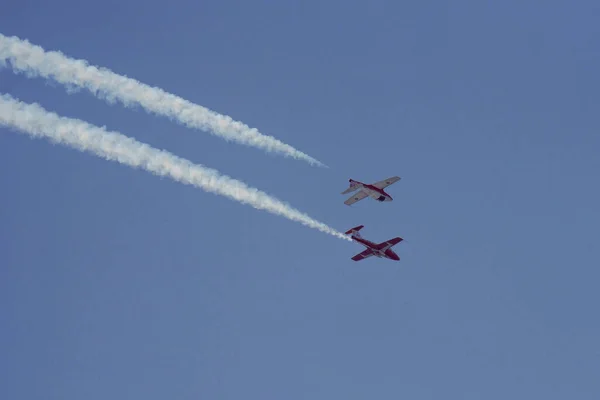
342, 176, 401, 206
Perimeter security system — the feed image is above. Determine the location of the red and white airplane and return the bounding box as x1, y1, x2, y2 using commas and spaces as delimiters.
341, 176, 401, 205
345, 225, 403, 262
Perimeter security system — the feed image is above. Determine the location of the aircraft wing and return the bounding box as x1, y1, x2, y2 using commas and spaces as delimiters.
344, 190, 369, 206
351, 249, 375, 261
373, 176, 401, 189
341, 184, 360, 194
376, 237, 403, 250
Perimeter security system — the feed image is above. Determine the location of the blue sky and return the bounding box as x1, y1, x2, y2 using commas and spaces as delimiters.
1, 0, 599, 398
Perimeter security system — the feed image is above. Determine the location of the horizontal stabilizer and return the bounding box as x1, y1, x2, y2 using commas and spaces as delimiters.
345, 225, 364, 235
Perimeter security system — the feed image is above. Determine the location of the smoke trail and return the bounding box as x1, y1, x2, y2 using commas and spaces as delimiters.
0, 93, 349, 241
0, 33, 325, 167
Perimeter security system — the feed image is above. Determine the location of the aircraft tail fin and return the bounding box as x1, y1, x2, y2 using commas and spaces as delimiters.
341, 179, 362, 194
345, 225, 364, 238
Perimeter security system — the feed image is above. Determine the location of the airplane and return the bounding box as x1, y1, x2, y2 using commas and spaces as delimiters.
345, 225, 403, 262
341, 176, 401, 205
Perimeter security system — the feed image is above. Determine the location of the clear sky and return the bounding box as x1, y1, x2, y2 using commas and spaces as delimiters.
1, 1, 599, 398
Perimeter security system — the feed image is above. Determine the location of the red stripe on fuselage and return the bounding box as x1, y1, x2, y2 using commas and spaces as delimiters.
352, 236, 380, 250
352, 180, 389, 196
365, 185, 392, 199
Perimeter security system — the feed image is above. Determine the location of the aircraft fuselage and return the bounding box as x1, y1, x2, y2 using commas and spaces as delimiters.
351, 235, 400, 260
350, 180, 393, 202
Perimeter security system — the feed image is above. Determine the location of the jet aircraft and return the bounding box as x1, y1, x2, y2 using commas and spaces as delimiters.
345, 225, 403, 262
341, 176, 401, 205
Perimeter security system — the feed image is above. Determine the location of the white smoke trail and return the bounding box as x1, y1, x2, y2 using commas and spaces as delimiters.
0, 93, 349, 241
0, 33, 325, 167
